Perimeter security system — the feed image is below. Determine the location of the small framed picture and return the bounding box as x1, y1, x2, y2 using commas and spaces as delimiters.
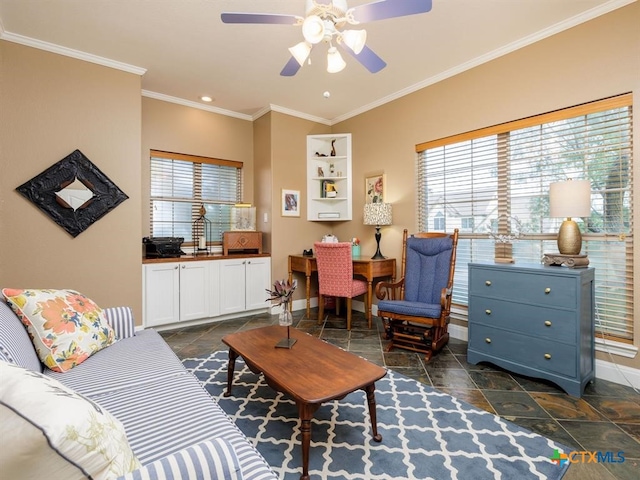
365, 173, 386, 204
282, 189, 300, 217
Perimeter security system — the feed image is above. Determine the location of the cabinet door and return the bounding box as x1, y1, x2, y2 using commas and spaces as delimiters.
144, 263, 179, 327
209, 260, 221, 318
219, 259, 247, 315
245, 257, 271, 311
179, 262, 210, 321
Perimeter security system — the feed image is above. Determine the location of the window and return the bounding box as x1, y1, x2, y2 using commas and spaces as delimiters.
416, 94, 634, 343
150, 150, 243, 244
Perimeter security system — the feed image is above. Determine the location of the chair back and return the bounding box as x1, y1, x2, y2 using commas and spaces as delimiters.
314, 242, 355, 297
402, 231, 458, 304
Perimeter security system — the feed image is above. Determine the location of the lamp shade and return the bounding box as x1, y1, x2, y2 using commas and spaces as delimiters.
288, 42, 312, 66
549, 179, 591, 218
364, 203, 392, 226
341, 29, 367, 54
326, 46, 346, 73
302, 15, 325, 44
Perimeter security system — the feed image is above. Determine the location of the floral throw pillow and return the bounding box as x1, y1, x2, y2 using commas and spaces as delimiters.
2, 288, 116, 372
0, 362, 140, 479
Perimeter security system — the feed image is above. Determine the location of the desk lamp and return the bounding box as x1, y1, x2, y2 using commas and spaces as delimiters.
549, 179, 591, 256
364, 203, 392, 259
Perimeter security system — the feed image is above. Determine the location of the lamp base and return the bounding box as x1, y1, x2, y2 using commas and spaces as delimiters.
543, 253, 589, 269
557, 218, 583, 255
371, 227, 386, 259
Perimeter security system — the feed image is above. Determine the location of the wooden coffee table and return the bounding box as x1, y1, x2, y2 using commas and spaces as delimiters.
222, 325, 386, 480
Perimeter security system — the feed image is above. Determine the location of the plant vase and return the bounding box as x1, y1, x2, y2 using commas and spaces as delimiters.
275, 302, 296, 349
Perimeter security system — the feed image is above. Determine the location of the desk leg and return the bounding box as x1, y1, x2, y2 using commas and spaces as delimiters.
366, 280, 373, 329
305, 272, 311, 319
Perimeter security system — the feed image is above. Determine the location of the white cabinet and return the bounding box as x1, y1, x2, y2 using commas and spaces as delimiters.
144, 260, 215, 327
307, 133, 352, 221
219, 257, 271, 315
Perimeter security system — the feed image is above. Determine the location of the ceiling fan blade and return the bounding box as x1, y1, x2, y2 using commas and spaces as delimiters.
351, 0, 432, 23
280, 57, 302, 77
342, 45, 387, 73
221, 12, 300, 25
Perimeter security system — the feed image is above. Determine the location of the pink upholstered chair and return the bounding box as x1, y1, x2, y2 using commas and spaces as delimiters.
314, 242, 368, 330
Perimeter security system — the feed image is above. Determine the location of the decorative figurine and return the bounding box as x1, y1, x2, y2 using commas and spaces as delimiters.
318, 166, 324, 177
330, 139, 336, 156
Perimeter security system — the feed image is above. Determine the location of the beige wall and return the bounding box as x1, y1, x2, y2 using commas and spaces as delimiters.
333, 2, 640, 370
0, 42, 142, 320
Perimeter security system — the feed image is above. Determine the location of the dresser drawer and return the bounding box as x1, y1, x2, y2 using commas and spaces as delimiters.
469, 324, 577, 378
468, 296, 576, 341
469, 267, 576, 308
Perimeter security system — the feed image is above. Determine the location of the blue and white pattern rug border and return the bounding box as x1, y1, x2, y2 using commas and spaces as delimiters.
184, 351, 570, 480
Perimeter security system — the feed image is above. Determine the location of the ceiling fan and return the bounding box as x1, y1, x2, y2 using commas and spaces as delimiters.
221, 0, 433, 76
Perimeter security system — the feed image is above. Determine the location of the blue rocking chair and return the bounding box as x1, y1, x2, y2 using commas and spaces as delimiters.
375, 228, 459, 361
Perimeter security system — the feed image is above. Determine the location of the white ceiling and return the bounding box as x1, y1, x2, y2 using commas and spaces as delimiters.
0, 0, 634, 124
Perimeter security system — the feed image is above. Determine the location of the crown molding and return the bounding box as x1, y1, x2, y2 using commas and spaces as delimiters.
266, 105, 331, 126
141, 91, 253, 121
0, 30, 146, 75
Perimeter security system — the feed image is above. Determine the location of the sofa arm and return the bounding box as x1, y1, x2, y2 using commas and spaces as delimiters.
104, 307, 136, 340
116, 438, 243, 480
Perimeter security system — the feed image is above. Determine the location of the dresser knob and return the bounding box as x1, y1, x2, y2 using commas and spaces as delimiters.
485, 309, 492, 315
544, 320, 552, 327
485, 280, 492, 286
544, 353, 551, 360
485, 338, 492, 344
544, 287, 551, 294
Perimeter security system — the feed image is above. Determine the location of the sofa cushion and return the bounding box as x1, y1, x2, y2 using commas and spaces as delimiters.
0, 300, 42, 372
0, 361, 140, 479
46, 329, 190, 397
117, 438, 243, 480
2, 288, 116, 372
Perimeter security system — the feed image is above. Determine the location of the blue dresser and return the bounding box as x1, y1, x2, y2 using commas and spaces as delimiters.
467, 262, 595, 397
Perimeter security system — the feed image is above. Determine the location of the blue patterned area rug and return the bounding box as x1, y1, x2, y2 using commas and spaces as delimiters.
184, 351, 570, 480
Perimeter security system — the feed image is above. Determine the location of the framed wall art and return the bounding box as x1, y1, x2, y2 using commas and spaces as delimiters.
365, 173, 386, 204
281, 189, 300, 217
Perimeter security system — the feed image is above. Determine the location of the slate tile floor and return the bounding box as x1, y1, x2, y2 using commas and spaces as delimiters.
160, 309, 640, 480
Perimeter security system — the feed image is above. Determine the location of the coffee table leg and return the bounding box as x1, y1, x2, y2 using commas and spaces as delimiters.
224, 349, 238, 397
365, 383, 382, 442
297, 402, 320, 480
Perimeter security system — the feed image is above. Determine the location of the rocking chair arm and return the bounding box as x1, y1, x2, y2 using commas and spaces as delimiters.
440, 287, 453, 308
375, 277, 405, 300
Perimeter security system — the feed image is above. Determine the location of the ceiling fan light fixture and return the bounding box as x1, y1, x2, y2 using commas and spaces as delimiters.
302, 15, 325, 44
289, 42, 312, 66
341, 29, 367, 54
326, 46, 346, 73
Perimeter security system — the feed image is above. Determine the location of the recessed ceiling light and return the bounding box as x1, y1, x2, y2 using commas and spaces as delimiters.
323, 91, 330, 98
200, 96, 213, 102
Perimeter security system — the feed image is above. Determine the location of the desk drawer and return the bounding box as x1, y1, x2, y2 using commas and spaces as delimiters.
469, 324, 577, 378
469, 296, 576, 342
469, 267, 576, 308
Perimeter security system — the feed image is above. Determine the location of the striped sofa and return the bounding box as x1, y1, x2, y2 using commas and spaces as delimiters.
0, 300, 278, 480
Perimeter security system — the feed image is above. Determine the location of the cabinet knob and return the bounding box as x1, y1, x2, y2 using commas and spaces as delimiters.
174, 266, 179, 270
485, 280, 492, 286
544, 353, 552, 360
247, 260, 251, 264
181, 265, 186, 269
485, 338, 492, 344
544, 320, 552, 327
544, 287, 551, 294
485, 309, 492, 315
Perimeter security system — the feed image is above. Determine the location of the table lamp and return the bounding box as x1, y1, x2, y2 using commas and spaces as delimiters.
549, 179, 591, 256
364, 203, 392, 259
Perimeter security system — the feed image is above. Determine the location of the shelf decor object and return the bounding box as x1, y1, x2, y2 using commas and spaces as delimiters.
364, 202, 392, 259
192, 205, 211, 255
546, 179, 591, 267
15, 149, 128, 237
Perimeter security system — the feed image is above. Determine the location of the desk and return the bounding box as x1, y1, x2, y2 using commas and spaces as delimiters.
288, 255, 396, 328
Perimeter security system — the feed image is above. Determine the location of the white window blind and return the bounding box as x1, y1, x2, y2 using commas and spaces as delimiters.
416, 94, 634, 342
150, 150, 243, 244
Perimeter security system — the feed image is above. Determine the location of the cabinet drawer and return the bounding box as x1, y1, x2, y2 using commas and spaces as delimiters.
469, 324, 577, 378
469, 296, 576, 342
469, 268, 576, 308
